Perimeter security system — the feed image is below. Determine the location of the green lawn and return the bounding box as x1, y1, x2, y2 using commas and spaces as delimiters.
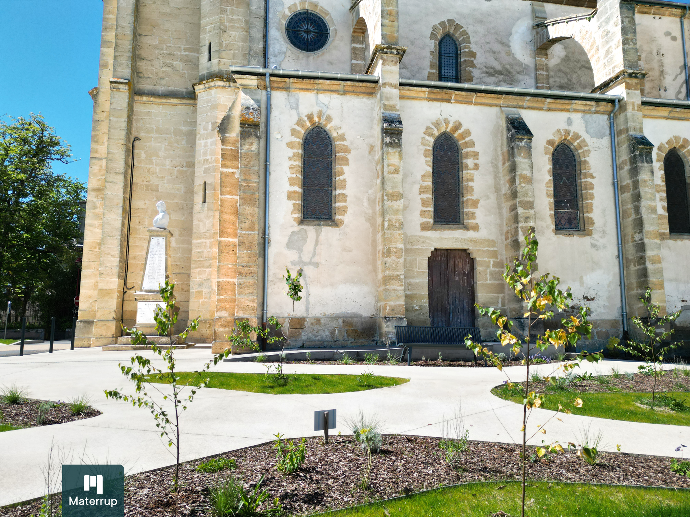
147, 372, 409, 395
0, 339, 16, 345
493, 385, 690, 426
0, 424, 21, 432
318, 482, 690, 517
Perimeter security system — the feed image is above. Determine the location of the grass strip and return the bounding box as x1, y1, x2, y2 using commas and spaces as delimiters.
317, 481, 690, 517
493, 386, 690, 426
147, 372, 409, 395
0, 424, 21, 432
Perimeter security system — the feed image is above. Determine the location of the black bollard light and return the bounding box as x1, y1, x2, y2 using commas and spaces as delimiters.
19, 317, 26, 356
49, 317, 55, 353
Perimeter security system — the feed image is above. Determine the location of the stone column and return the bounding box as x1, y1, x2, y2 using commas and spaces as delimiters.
371, 44, 407, 342
76, 0, 137, 347
189, 78, 238, 344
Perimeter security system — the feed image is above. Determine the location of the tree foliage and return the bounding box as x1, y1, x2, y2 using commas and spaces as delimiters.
610, 288, 681, 407
0, 114, 85, 324
465, 229, 602, 517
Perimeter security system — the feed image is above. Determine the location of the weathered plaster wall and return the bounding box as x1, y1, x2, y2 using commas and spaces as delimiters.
398, 0, 536, 87
268, 0, 352, 73
400, 99, 507, 331
135, 0, 200, 97
265, 88, 380, 344
643, 117, 690, 313
526, 109, 622, 339
636, 13, 688, 100
547, 38, 595, 92
124, 98, 197, 328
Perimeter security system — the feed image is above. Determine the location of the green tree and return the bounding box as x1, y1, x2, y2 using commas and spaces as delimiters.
610, 288, 681, 407
466, 230, 602, 517
0, 114, 85, 323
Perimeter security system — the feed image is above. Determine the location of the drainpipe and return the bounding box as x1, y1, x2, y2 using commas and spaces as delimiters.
261, 0, 271, 349
609, 99, 628, 336
121, 136, 140, 329
680, 5, 690, 101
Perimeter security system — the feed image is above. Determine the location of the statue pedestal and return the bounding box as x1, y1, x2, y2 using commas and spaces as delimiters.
135, 228, 172, 334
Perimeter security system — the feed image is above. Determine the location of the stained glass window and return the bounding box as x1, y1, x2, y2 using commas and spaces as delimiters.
553, 143, 581, 231
286, 10, 330, 53
665, 149, 690, 234
439, 35, 459, 83
433, 133, 462, 224
302, 126, 333, 221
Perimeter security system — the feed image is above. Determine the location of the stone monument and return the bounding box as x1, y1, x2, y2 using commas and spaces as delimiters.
134, 201, 172, 335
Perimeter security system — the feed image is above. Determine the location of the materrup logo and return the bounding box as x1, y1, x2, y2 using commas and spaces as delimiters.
62, 465, 124, 516
83, 475, 103, 495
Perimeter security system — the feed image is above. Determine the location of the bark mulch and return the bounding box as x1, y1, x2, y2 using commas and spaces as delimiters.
0, 397, 101, 430
3, 435, 689, 517
520, 369, 690, 394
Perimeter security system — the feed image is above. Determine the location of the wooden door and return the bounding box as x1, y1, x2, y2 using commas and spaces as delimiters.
428, 249, 475, 327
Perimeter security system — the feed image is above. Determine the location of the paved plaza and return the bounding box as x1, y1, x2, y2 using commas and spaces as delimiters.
0, 348, 687, 506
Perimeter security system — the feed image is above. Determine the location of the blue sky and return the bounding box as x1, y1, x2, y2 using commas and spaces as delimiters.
1, 2, 103, 185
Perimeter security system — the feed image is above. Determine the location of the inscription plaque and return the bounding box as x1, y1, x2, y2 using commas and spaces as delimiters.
142, 237, 166, 292
136, 301, 165, 325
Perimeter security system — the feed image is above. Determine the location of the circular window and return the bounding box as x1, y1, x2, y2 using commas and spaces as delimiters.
285, 10, 330, 52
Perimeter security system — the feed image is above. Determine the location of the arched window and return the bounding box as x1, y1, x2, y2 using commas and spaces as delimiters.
552, 143, 581, 231
665, 149, 690, 234
439, 35, 459, 83
432, 133, 462, 224
302, 126, 333, 221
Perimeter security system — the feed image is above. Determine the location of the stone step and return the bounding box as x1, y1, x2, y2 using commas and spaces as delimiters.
103, 335, 191, 351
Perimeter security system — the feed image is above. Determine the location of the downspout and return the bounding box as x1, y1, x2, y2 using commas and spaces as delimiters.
261, 0, 271, 349
682, 6, 690, 100
609, 99, 628, 336
121, 136, 140, 328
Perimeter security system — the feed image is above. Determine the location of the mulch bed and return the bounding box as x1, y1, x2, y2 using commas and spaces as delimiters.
518, 369, 690, 394
284, 359, 536, 368
0, 398, 101, 429
4, 435, 689, 517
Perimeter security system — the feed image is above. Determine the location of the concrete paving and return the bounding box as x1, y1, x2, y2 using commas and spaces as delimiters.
0, 339, 73, 358
0, 348, 688, 506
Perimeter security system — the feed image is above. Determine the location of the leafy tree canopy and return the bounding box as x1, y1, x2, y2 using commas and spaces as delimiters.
0, 114, 86, 324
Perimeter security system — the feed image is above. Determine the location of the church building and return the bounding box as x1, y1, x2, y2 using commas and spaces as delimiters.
76, 0, 690, 352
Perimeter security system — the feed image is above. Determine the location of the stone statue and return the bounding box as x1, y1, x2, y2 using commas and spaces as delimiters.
153, 200, 169, 229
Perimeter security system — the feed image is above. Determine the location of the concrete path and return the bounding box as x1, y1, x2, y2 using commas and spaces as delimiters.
0, 348, 688, 506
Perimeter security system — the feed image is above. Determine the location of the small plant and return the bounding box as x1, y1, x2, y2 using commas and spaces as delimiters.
35, 494, 62, 517
577, 372, 594, 382
576, 426, 603, 466
196, 457, 237, 473
530, 372, 542, 383
625, 371, 635, 381
549, 371, 577, 391
36, 402, 54, 426
306, 351, 313, 364
357, 369, 376, 386
385, 350, 399, 365
356, 427, 382, 491
437, 352, 443, 363
496, 352, 508, 363
364, 353, 378, 365
263, 363, 288, 386
671, 459, 690, 477
274, 433, 306, 474
438, 408, 469, 469
347, 411, 384, 453
340, 353, 353, 365
284, 267, 303, 312
209, 475, 282, 517
255, 353, 267, 363
555, 353, 567, 362
1, 384, 27, 404
529, 353, 551, 365
610, 367, 621, 379
69, 395, 90, 416
609, 287, 681, 408
638, 394, 689, 412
